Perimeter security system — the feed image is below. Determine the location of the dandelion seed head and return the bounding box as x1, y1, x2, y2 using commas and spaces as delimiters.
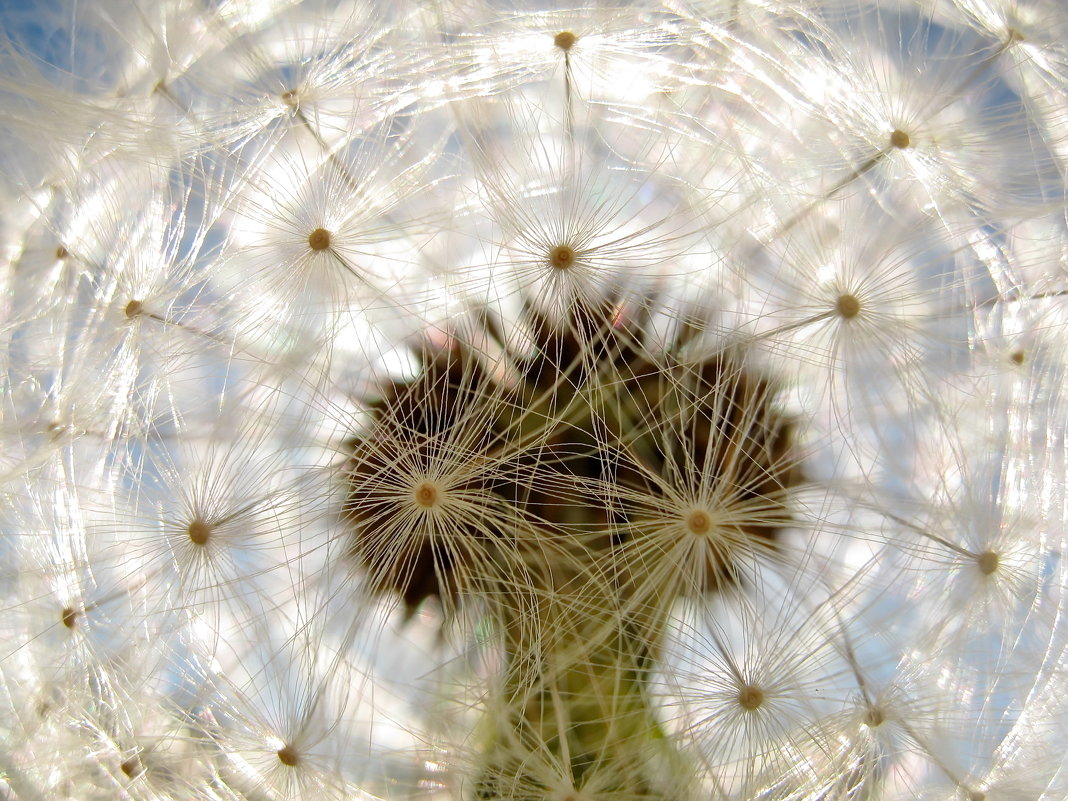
3, 1, 1067, 799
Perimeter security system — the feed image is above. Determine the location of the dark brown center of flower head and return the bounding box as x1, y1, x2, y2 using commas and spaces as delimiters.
343, 297, 798, 615
308, 227, 332, 251
554, 31, 578, 52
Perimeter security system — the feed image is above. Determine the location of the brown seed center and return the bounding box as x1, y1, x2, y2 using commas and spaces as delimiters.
863, 706, 885, 727
276, 745, 300, 767
549, 244, 576, 270
308, 227, 332, 251
686, 509, 712, 535
125, 299, 144, 319
554, 31, 577, 51
889, 129, 911, 149
415, 481, 440, 508
977, 550, 999, 575
835, 293, 861, 319
61, 607, 78, 629
738, 684, 765, 711
187, 520, 212, 546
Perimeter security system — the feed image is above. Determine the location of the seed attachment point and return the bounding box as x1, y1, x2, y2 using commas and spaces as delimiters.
863, 706, 885, 727
414, 481, 441, 508
549, 244, 576, 270
187, 520, 212, 546
685, 509, 712, 536
835, 293, 861, 319
276, 744, 300, 767
125, 300, 144, 319
889, 129, 911, 149
977, 550, 999, 576
554, 31, 578, 52
308, 228, 332, 251
738, 684, 765, 711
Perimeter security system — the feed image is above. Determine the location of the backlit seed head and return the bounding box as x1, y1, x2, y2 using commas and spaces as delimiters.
977, 550, 1000, 575
187, 520, 212, 546
125, 299, 144, 319
738, 684, 765, 711
836, 293, 861, 319
549, 244, 576, 270
889, 129, 911, 149
308, 227, 332, 251
554, 31, 577, 52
